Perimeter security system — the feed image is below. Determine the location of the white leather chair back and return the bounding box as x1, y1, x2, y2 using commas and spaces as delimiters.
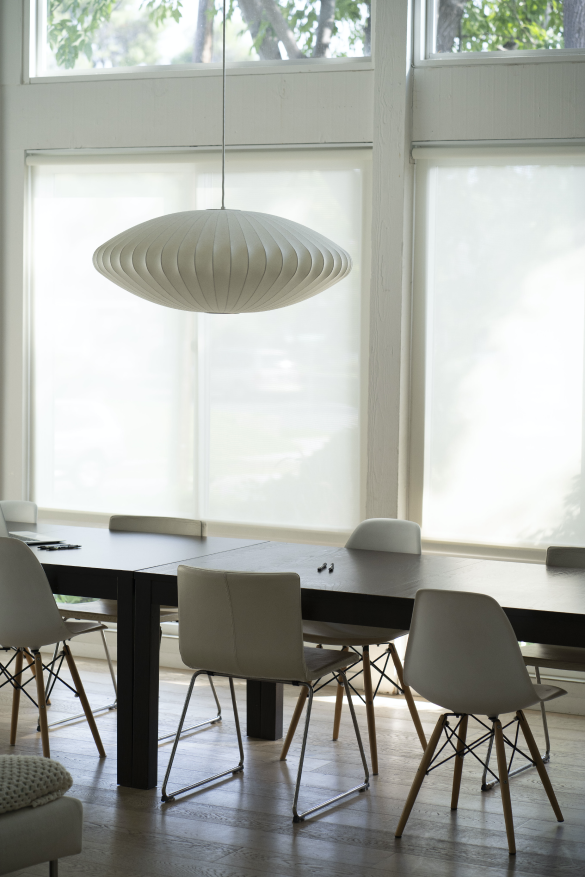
0, 506, 8, 538
404, 589, 539, 717
0, 501, 37, 525
178, 567, 309, 681
0, 538, 71, 649
345, 518, 421, 554
109, 515, 202, 537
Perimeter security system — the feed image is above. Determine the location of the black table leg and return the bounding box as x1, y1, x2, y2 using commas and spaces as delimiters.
246, 681, 283, 739
116, 573, 135, 786
131, 576, 161, 789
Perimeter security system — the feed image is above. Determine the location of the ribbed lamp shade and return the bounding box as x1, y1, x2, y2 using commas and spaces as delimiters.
93, 208, 352, 313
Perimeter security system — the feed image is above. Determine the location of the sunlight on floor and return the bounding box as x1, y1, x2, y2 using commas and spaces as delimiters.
314, 695, 442, 711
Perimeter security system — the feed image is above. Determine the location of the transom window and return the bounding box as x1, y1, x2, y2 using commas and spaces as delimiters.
426, 0, 585, 58
34, 0, 372, 76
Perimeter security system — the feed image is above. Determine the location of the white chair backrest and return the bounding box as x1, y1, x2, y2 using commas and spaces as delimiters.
404, 589, 538, 717
178, 567, 309, 681
0, 538, 71, 649
0, 506, 8, 539
345, 518, 421, 554
0, 501, 37, 525
546, 546, 585, 568
109, 515, 202, 537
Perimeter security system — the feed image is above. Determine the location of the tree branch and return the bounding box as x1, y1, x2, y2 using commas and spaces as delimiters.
436, 0, 466, 53
313, 0, 335, 57
237, 0, 282, 60
564, 0, 585, 48
193, 0, 213, 62
258, 0, 305, 59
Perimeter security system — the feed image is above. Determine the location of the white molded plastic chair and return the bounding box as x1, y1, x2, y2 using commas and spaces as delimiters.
0, 537, 106, 759
0, 500, 38, 524
513, 544, 585, 776
281, 518, 427, 775
55, 515, 220, 740
109, 515, 201, 536
345, 517, 422, 553
162, 567, 370, 822
395, 589, 566, 856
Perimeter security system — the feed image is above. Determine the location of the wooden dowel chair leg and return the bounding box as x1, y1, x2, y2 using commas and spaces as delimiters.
332, 646, 349, 741
450, 714, 468, 810
516, 710, 563, 822
362, 647, 378, 775
63, 644, 106, 758
10, 649, 24, 745
388, 643, 427, 750
396, 714, 447, 838
23, 647, 36, 677
24, 647, 52, 704
494, 719, 515, 855
280, 687, 309, 761
33, 652, 50, 758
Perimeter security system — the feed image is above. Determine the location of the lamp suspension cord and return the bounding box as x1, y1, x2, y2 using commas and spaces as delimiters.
221, 0, 226, 209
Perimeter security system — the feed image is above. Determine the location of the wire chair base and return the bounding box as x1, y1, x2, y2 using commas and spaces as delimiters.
161, 670, 369, 822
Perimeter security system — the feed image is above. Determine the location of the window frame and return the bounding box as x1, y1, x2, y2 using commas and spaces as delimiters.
415, 0, 585, 67
27, 0, 375, 83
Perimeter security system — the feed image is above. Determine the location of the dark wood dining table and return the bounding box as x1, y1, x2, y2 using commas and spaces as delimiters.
18, 522, 585, 790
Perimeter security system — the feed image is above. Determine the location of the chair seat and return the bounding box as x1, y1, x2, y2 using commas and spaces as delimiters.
522, 643, 585, 673
303, 646, 366, 681
302, 620, 407, 647
57, 600, 179, 624
532, 682, 567, 705
63, 619, 107, 639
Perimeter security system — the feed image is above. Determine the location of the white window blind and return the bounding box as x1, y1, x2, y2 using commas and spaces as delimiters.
31, 149, 368, 530
414, 152, 585, 548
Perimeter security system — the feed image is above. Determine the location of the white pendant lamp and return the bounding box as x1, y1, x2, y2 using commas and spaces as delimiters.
93, 3, 352, 314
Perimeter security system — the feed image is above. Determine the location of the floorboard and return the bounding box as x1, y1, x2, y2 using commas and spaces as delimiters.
1, 656, 584, 877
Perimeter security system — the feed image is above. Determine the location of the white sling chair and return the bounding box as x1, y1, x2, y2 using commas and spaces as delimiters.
281, 518, 427, 775
54, 515, 221, 741
395, 589, 566, 856
161, 567, 370, 823
0, 537, 106, 759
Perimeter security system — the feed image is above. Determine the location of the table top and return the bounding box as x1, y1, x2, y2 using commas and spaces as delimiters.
12, 522, 266, 574
138, 539, 585, 618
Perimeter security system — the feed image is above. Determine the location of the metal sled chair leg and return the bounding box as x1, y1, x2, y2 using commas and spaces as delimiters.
161, 669, 369, 823
161, 672, 242, 802
158, 674, 222, 742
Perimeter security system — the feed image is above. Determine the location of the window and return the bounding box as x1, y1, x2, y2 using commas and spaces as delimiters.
413, 152, 585, 548
30, 149, 369, 530
426, 0, 585, 57
35, 1, 372, 76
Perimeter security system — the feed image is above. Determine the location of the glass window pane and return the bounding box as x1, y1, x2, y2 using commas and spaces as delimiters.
42, 0, 372, 74
421, 160, 585, 547
31, 150, 367, 530
432, 0, 585, 55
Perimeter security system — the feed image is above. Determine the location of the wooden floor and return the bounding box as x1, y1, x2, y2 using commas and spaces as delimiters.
2, 657, 585, 877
